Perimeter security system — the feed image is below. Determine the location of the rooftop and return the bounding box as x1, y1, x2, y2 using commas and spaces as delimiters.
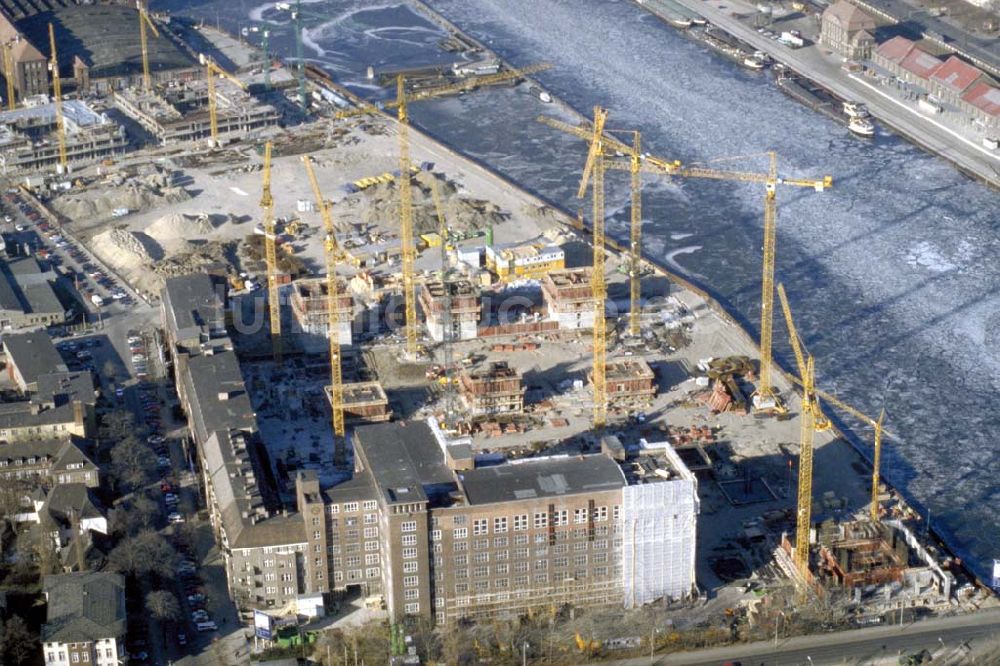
2, 330, 67, 386
182, 350, 256, 443
42, 571, 126, 644
0, 256, 64, 318
962, 82, 1000, 117
162, 273, 226, 343
876, 36, 915, 64
822, 0, 876, 32
930, 55, 987, 93
354, 421, 456, 505
458, 454, 626, 505
20, 5, 194, 79
606, 358, 655, 381
900, 48, 943, 79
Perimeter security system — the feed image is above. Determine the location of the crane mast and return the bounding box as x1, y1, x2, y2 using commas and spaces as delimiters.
200, 54, 246, 147
302, 156, 345, 465
3, 43, 15, 110
396, 76, 419, 357
138, 1, 160, 91
870, 409, 885, 522
430, 179, 455, 422
293, 0, 306, 111
629, 131, 642, 337
48, 24, 67, 172
794, 355, 816, 576
576, 106, 609, 429
260, 141, 281, 364
754, 152, 779, 411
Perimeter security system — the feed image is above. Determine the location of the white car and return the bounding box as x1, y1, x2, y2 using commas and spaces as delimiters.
168, 512, 184, 524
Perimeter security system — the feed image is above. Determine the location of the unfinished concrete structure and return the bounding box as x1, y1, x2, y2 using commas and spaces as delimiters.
0, 100, 127, 171
601, 359, 657, 409
324, 381, 391, 424
458, 361, 524, 415
418, 278, 479, 342
541, 267, 596, 330
815, 519, 953, 599
289, 277, 354, 351
114, 79, 279, 146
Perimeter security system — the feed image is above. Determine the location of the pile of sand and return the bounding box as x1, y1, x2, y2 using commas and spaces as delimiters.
90, 228, 161, 272
53, 181, 190, 221
344, 172, 506, 234
146, 213, 215, 244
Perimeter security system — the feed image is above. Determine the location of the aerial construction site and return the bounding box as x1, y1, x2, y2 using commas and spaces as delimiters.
0, 1, 997, 665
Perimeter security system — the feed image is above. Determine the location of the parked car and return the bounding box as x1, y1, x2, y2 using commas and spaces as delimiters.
167, 512, 184, 523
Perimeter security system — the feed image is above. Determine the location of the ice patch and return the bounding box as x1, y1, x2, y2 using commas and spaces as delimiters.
670, 232, 693, 240
905, 241, 957, 273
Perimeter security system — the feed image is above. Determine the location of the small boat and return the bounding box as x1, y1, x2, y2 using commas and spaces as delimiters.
848, 116, 875, 137
743, 54, 766, 69
538, 91, 552, 103
843, 101, 869, 118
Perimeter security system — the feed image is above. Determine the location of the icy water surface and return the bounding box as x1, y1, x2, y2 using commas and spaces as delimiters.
155, 0, 1000, 581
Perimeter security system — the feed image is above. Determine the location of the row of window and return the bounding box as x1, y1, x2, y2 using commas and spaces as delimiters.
327, 500, 379, 514
452, 508, 616, 538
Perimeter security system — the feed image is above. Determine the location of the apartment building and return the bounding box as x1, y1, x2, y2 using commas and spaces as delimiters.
41, 572, 126, 666
0, 436, 98, 487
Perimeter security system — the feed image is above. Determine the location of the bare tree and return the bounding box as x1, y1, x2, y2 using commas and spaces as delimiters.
108, 530, 178, 579
146, 590, 182, 642
110, 434, 156, 491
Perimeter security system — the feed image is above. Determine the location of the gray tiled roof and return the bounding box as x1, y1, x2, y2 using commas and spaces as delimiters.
42, 572, 126, 643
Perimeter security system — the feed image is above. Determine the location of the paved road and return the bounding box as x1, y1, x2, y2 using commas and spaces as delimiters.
612, 609, 1000, 665
663, 0, 1000, 187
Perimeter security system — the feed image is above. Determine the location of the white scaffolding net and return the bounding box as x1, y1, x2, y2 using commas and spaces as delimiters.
621, 445, 698, 607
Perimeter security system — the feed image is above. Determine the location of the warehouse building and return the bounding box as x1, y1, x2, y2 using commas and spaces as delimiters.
820, 0, 876, 61
0, 256, 67, 329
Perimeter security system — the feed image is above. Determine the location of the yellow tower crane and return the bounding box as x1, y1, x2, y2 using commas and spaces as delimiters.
537, 116, 645, 337
260, 141, 281, 364
302, 155, 346, 466
575, 106, 610, 428
335, 63, 551, 357
794, 354, 817, 576
541, 114, 832, 412
776, 283, 831, 432
2, 42, 15, 111
199, 54, 247, 147
137, 0, 160, 91
777, 281, 893, 532
871, 408, 886, 522
48, 24, 67, 172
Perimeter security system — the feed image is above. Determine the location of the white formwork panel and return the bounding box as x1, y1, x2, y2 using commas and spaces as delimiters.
621, 475, 698, 607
